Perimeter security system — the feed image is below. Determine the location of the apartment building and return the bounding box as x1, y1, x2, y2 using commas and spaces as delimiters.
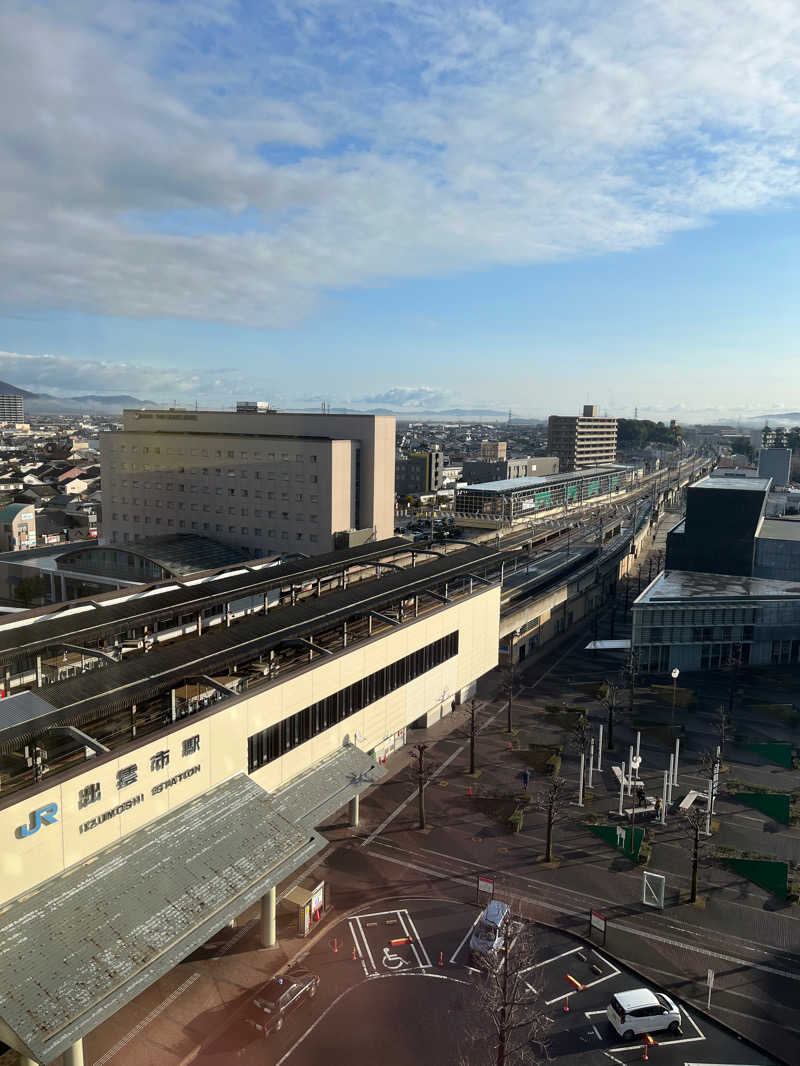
547, 404, 618, 471
101, 408, 395, 557
481, 440, 507, 460
0, 393, 24, 422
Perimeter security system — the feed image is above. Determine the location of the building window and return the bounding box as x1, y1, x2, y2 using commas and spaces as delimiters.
247, 631, 459, 771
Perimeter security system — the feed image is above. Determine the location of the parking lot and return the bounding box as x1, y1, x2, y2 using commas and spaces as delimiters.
196, 897, 778, 1066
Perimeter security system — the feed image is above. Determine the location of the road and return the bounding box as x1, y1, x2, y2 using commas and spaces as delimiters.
196, 899, 777, 1066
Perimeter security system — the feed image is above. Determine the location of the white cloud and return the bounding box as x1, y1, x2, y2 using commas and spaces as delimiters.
0, 349, 261, 402
357, 386, 456, 409
2, 2, 800, 327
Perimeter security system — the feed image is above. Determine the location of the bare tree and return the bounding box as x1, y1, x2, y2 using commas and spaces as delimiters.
408, 743, 435, 829
459, 919, 551, 1066
599, 677, 620, 750
533, 776, 568, 863
571, 714, 590, 793
682, 805, 709, 903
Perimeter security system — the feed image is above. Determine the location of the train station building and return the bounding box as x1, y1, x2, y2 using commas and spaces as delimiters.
0, 537, 502, 1065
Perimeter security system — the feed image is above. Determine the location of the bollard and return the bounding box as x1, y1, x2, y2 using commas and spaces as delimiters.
618, 761, 626, 816
588, 739, 595, 789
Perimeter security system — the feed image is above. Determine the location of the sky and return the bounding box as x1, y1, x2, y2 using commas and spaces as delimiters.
2, 0, 800, 421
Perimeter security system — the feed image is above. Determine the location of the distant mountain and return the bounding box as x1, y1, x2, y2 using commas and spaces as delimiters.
0, 379, 38, 398
0, 379, 157, 413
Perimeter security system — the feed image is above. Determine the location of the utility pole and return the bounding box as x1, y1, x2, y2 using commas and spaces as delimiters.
411, 743, 428, 829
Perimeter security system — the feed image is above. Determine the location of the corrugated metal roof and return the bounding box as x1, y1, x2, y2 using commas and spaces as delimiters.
0, 544, 503, 747
0, 774, 326, 1064
0, 537, 412, 665
272, 745, 386, 829
0, 690, 60, 734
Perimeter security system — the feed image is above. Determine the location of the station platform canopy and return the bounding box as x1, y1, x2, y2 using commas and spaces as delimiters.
0, 774, 326, 1064
271, 743, 386, 829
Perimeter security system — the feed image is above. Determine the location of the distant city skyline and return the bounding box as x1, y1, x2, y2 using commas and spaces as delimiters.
2, 3, 800, 419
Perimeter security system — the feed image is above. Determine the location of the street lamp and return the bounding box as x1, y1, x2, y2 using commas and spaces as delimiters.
671, 666, 680, 726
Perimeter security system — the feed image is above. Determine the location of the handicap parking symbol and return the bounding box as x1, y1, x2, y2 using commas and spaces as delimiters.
382, 946, 407, 970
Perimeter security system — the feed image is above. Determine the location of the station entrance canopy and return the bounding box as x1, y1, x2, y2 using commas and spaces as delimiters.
0, 774, 326, 1064
271, 743, 386, 829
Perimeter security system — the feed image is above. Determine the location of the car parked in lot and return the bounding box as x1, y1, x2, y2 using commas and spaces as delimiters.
607, 988, 682, 1039
244, 968, 320, 1035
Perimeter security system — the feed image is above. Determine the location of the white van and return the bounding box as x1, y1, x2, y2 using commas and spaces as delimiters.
607, 988, 682, 1039
469, 900, 511, 964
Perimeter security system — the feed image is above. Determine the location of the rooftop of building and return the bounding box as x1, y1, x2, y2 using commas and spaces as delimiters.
0, 502, 33, 522
637, 569, 800, 604
756, 518, 800, 542
57, 534, 252, 578
458, 465, 629, 493
692, 474, 772, 492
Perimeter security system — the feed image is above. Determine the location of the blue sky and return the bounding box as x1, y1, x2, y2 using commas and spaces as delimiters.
2, 1, 800, 421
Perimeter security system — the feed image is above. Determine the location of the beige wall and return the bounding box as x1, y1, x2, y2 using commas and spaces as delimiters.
0, 586, 499, 906
102, 409, 395, 556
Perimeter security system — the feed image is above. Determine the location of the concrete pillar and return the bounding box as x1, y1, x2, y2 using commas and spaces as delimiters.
260, 885, 277, 948
60, 574, 67, 600
63, 1040, 84, 1066
35, 655, 42, 687
349, 794, 360, 827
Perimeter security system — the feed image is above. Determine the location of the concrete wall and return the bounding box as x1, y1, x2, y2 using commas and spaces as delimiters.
0, 585, 499, 906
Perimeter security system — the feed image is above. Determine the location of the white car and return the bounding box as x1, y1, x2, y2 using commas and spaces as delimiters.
607, 988, 682, 1040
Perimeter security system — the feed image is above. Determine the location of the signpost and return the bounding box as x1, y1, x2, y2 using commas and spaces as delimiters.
477, 873, 494, 904
589, 908, 607, 945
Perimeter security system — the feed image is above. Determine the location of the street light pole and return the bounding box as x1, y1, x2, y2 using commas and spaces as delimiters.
671, 666, 680, 727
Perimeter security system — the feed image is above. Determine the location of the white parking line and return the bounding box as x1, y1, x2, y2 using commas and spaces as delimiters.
533, 946, 583, 968
355, 915, 376, 973
402, 909, 432, 968
449, 911, 482, 964
347, 919, 369, 977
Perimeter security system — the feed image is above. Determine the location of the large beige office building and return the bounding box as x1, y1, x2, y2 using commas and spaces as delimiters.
547, 405, 618, 472
101, 408, 396, 557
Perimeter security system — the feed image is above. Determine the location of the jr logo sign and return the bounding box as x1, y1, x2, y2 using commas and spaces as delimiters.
16, 802, 58, 838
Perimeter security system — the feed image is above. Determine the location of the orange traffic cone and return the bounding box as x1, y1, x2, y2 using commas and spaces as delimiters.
642, 1043, 648, 1061
563, 996, 569, 1013
332, 937, 338, 953
352, 946, 358, 961
438, 951, 444, 967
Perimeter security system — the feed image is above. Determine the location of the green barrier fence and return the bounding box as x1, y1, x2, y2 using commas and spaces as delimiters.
724, 857, 789, 899
587, 823, 644, 860
732, 792, 791, 825
743, 742, 794, 769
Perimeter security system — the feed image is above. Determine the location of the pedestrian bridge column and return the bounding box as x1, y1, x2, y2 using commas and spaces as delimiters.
260, 885, 276, 948
63, 1039, 84, 1066
349, 794, 359, 827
